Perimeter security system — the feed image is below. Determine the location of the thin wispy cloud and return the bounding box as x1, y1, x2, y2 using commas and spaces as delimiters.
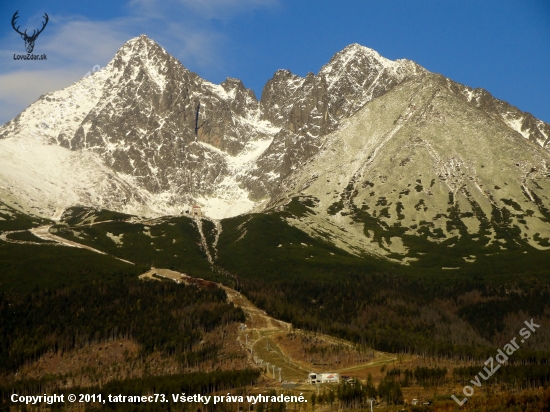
129, 0, 279, 20
174, 0, 279, 20
161, 21, 225, 68
39, 18, 132, 63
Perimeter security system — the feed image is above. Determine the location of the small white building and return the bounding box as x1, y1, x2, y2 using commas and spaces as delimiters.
308, 372, 340, 384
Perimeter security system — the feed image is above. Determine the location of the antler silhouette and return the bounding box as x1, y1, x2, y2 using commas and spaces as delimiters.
11, 11, 25, 36
11, 11, 49, 53
33, 13, 50, 38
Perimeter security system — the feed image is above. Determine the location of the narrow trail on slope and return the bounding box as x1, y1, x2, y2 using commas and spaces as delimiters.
28, 225, 135, 265
220, 285, 311, 380
0, 229, 52, 245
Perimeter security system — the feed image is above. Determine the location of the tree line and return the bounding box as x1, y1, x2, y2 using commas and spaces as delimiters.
0, 278, 245, 375
234, 273, 550, 363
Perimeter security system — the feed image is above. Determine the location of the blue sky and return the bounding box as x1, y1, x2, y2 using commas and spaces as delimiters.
1, 0, 549, 125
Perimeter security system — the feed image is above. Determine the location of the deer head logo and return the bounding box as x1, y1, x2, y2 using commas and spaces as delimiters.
11, 11, 49, 54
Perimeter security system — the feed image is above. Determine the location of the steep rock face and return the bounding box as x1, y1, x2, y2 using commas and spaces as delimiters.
262, 44, 426, 138
259, 69, 305, 127
243, 45, 550, 203
0, 35, 280, 217
448, 82, 550, 149
70, 35, 272, 196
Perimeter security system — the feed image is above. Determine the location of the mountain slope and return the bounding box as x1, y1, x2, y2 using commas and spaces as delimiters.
242, 44, 427, 199
0, 36, 281, 219
0, 36, 549, 228
270, 72, 550, 261
0, 137, 159, 219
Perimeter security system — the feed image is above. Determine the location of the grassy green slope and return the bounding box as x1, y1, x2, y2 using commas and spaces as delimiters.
0, 242, 139, 294
216, 211, 392, 282
52, 215, 213, 278
215, 199, 550, 286
0, 204, 139, 294
60, 206, 135, 226
2, 199, 548, 297
351, 201, 550, 283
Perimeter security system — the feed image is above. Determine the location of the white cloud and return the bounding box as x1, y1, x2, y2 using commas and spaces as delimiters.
0, 69, 82, 125
38, 18, 132, 65
175, 0, 278, 19
161, 21, 225, 68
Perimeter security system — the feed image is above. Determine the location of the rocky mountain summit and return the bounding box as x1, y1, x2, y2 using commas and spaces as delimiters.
1, 35, 549, 260
243, 44, 427, 199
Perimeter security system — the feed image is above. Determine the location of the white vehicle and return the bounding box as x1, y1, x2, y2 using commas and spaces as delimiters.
308, 372, 340, 384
